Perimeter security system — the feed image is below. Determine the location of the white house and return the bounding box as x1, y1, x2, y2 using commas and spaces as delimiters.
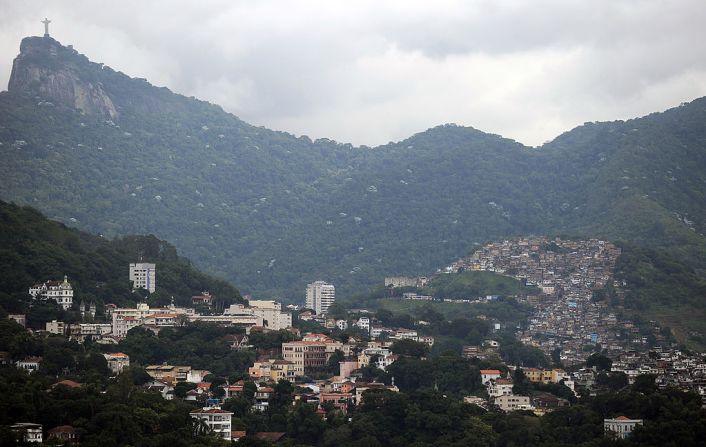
480, 369, 502, 385
356, 316, 370, 331
604, 416, 643, 439
11, 423, 42, 443
29, 276, 73, 310
487, 378, 514, 398
104, 352, 130, 374
16, 357, 42, 373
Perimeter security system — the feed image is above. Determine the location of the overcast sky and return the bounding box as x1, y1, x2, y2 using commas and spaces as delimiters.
1, 0, 706, 147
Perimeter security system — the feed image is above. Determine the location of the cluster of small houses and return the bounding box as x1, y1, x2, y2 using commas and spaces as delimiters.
443, 237, 678, 365
7, 249, 704, 443
8, 306, 705, 444
7, 331, 659, 443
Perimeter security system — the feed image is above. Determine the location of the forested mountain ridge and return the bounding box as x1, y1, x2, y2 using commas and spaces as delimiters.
1, 35, 705, 311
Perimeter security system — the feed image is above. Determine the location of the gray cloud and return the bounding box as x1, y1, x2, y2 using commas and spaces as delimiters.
1, 0, 705, 146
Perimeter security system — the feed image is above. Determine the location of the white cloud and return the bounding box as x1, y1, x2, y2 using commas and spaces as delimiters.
1, 0, 705, 146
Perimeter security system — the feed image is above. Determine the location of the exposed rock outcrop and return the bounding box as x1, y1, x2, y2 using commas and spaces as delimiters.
8, 36, 119, 121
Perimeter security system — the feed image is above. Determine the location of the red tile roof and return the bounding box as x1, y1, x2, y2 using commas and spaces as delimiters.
255, 432, 286, 443
54, 379, 82, 388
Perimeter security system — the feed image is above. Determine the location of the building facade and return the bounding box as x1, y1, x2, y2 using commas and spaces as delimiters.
129, 262, 156, 293
604, 416, 643, 439
248, 300, 292, 330
11, 423, 42, 443
29, 276, 73, 310
104, 352, 130, 374
494, 394, 532, 412
190, 407, 233, 440
305, 281, 335, 315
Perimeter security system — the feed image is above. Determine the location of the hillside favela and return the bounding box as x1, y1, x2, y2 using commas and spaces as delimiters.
0, 3, 705, 446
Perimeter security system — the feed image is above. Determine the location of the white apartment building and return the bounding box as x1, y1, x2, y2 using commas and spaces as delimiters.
29, 276, 73, 310
494, 394, 532, 412
305, 281, 335, 315
190, 407, 233, 440
487, 378, 514, 398
246, 300, 292, 330
111, 303, 194, 337
129, 262, 156, 293
356, 317, 370, 332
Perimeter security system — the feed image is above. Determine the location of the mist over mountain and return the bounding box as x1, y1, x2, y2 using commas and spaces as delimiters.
1, 35, 705, 311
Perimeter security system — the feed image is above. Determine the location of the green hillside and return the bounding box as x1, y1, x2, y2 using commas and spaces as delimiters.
0, 200, 243, 326
422, 271, 535, 300
1, 35, 705, 324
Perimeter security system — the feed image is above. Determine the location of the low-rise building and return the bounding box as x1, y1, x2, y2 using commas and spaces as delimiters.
254, 387, 274, 412
249, 359, 297, 382
47, 425, 78, 444
29, 276, 73, 310
104, 352, 130, 374
480, 369, 502, 385
192, 291, 214, 307
8, 314, 26, 327
46, 320, 66, 335
16, 357, 42, 373
11, 423, 43, 443
494, 394, 532, 412
190, 407, 233, 440
245, 300, 292, 330
145, 364, 198, 383
354, 382, 400, 405
487, 378, 514, 398
604, 416, 643, 439
356, 317, 370, 332
320, 391, 353, 413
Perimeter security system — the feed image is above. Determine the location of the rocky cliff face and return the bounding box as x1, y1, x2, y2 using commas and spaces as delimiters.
8, 36, 119, 121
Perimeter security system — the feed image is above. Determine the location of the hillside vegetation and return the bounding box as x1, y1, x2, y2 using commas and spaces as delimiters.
0, 36, 705, 326
422, 271, 535, 300
0, 200, 243, 325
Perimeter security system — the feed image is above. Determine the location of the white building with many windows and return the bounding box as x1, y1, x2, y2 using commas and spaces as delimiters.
305, 281, 335, 315
29, 276, 74, 310
190, 407, 233, 440
129, 262, 156, 293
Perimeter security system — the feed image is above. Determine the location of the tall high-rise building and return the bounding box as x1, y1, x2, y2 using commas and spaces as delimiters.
305, 281, 335, 315
129, 263, 156, 293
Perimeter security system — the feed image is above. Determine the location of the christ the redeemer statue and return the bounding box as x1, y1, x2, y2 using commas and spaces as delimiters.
41, 18, 51, 37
